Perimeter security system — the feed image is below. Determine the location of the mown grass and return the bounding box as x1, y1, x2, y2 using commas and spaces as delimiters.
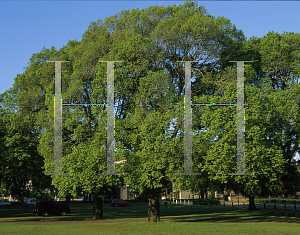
1, 221, 300, 235
1, 202, 300, 234
1, 201, 300, 222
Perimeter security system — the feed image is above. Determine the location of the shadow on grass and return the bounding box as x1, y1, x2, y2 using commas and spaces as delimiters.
1, 203, 300, 223
160, 205, 300, 223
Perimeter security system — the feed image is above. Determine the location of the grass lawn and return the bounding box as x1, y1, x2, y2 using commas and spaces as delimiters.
1, 221, 300, 235
0, 201, 300, 234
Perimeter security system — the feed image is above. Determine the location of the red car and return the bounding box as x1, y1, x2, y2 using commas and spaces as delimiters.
111, 199, 131, 207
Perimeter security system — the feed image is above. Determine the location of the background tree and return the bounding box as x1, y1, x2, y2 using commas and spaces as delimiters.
178, 30, 300, 209
119, 70, 180, 222
35, 35, 126, 219
4, 0, 299, 222
0, 85, 52, 203
100, 0, 248, 221
191, 67, 292, 210
241, 32, 300, 198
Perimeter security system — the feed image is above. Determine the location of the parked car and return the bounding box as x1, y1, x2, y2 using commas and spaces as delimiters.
25, 198, 38, 207
0, 200, 11, 207
33, 201, 70, 216
111, 199, 131, 207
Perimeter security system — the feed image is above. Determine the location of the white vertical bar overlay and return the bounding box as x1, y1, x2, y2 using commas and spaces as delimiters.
175, 61, 201, 175
229, 61, 252, 175
98, 61, 123, 175
46, 61, 70, 175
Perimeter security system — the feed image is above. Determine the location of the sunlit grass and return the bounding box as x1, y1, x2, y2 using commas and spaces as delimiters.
1, 221, 300, 235
1, 202, 300, 234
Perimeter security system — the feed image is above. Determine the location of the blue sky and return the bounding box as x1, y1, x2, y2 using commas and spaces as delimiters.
1, 1, 300, 95
1, 1, 299, 162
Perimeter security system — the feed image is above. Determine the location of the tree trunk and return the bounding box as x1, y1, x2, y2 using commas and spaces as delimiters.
93, 194, 103, 220
147, 195, 160, 222
248, 195, 257, 210
66, 194, 71, 204
200, 189, 204, 200
89, 193, 92, 202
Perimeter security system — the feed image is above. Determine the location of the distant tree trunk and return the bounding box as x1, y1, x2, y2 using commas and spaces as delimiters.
248, 195, 257, 210
200, 189, 205, 199
89, 193, 92, 202
66, 194, 71, 204
148, 195, 160, 222
283, 185, 294, 198
284, 191, 289, 198
93, 193, 103, 220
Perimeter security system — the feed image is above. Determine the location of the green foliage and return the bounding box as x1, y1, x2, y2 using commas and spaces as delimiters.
184, 65, 295, 205
180, 30, 300, 206
0, 88, 52, 202
2, 0, 300, 221
240, 32, 300, 197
